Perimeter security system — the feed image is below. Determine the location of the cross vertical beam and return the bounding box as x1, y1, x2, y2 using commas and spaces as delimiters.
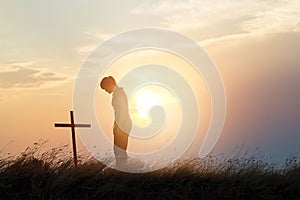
70, 111, 78, 167
54, 110, 91, 167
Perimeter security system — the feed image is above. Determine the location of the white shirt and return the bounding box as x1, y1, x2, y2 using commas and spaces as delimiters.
112, 85, 132, 134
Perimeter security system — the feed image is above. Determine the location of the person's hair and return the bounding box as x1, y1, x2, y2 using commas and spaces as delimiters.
100, 76, 116, 89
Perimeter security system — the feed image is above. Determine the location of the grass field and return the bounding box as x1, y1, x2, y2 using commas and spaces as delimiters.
0, 142, 299, 200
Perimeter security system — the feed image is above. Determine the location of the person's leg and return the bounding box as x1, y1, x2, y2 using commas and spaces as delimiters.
119, 128, 128, 157
113, 145, 123, 167
113, 125, 121, 166
113, 124, 129, 166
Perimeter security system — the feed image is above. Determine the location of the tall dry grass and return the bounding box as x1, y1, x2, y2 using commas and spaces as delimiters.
0, 141, 299, 199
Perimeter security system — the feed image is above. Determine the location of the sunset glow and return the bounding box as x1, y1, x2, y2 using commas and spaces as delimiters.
0, 1, 299, 165
129, 87, 163, 128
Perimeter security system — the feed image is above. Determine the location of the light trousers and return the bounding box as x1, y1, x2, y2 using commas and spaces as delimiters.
113, 123, 129, 165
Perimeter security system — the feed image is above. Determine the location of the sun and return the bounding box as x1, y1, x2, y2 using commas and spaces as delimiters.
129, 85, 178, 128
129, 86, 162, 128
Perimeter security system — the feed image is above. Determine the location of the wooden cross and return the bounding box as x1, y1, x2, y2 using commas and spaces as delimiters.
54, 110, 91, 167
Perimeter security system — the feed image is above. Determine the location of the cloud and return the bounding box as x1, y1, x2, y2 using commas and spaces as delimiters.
131, 0, 300, 41
240, 1, 300, 33
0, 66, 68, 89
82, 31, 112, 41
199, 33, 254, 47
75, 32, 113, 56
131, 0, 265, 30
75, 44, 98, 56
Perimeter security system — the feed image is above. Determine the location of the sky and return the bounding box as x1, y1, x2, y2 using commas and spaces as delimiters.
0, 0, 299, 164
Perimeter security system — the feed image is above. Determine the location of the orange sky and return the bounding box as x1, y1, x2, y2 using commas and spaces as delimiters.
0, 1, 299, 163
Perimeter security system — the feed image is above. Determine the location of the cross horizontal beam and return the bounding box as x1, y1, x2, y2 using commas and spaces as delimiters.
54, 123, 91, 128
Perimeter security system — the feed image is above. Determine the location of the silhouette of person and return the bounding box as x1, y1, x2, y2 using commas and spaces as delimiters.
100, 76, 132, 167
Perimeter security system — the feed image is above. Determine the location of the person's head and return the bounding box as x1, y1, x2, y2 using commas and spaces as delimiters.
100, 76, 116, 94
